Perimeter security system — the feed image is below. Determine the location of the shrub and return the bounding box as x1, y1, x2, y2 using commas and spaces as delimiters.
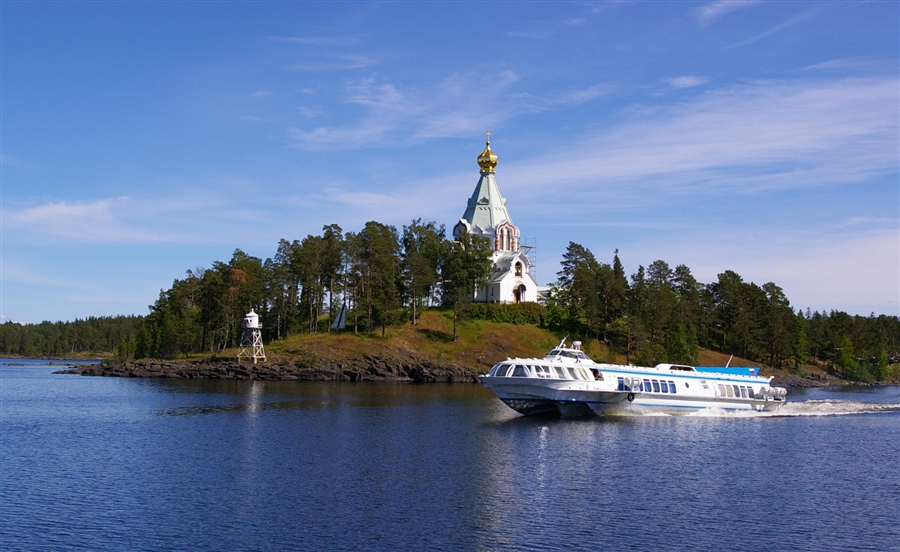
466, 303, 545, 325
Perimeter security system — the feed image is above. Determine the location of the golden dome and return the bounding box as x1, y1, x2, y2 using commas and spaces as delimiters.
477, 132, 498, 173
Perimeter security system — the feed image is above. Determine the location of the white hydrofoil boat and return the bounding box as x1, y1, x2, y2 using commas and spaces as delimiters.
479, 339, 787, 416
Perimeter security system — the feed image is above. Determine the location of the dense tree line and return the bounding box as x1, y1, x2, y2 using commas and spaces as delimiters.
0, 316, 143, 357
121, 219, 492, 358
5, 231, 897, 382
548, 242, 900, 381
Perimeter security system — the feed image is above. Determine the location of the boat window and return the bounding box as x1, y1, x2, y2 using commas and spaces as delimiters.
572, 368, 588, 380
740, 386, 748, 398
669, 380, 676, 394
701, 380, 708, 389
549, 349, 561, 357
511, 365, 528, 377
552, 366, 566, 379
490, 363, 511, 377
652, 380, 660, 392
718, 384, 726, 397
732, 385, 740, 397
726, 385, 734, 398
660, 380, 668, 393
617, 377, 625, 391
643, 379, 651, 392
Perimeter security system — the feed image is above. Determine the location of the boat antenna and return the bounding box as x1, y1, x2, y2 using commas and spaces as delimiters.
559, 335, 568, 348
725, 354, 733, 368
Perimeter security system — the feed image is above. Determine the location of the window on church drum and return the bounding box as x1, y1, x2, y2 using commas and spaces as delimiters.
515, 262, 522, 277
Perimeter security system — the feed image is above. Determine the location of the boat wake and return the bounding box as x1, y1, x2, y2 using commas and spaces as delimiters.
766, 399, 900, 417
603, 399, 900, 418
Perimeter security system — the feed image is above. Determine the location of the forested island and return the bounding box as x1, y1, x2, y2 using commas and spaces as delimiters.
3, 220, 898, 384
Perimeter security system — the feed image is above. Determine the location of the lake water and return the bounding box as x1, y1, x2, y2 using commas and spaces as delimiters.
2, 359, 899, 551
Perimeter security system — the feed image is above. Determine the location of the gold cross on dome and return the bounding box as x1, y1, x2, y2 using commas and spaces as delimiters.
485, 130, 491, 144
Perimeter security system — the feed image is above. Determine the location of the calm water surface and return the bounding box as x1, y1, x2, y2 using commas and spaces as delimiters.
2, 359, 899, 551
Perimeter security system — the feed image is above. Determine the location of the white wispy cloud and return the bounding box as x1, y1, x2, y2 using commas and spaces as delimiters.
1, 153, 30, 169
289, 71, 609, 149
9, 198, 162, 243
666, 76, 709, 89
505, 76, 899, 196
4, 188, 274, 245
266, 36, 360, 47
288, 55, 380, 71
550, 84, 614, 104
289, 71, 517, 148
506, 30, 548, 39
837, 216, 897, 229
727, 7, 824, 48
696, 0, 762, 25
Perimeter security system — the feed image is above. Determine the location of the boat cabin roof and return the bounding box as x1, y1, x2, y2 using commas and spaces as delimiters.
546, 348, 590, 361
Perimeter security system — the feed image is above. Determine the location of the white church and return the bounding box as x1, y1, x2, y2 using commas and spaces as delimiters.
453, 134, 541, 304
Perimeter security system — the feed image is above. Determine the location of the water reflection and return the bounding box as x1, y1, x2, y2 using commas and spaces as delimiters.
150, 380, 497, 416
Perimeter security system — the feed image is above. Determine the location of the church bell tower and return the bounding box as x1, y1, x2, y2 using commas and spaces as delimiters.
453, 133, 538, 303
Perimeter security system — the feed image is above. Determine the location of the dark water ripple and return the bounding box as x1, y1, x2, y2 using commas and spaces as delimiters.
2, 362, 899, 551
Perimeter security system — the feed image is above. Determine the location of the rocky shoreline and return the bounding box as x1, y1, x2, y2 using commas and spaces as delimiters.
54, 353, 482, 383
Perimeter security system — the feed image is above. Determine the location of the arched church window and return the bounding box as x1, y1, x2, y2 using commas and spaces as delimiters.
515, 262, 523, 277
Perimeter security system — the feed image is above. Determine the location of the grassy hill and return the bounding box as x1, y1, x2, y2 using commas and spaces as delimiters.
262, 309, 562, 373
250, 309, 794, 379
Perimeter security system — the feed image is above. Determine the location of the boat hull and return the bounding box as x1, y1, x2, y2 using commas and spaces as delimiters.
481, 377, 784, 417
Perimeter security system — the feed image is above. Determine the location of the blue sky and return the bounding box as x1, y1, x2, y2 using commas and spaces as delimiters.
2, 1, 898, 323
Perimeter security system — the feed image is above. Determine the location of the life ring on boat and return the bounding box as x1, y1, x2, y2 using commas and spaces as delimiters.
627, 393, 635, 402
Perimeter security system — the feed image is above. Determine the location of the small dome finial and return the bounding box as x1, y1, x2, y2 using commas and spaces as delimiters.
477, 131, 498, 173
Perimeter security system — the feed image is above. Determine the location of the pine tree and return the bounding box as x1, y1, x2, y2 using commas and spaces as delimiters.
441, 230, 493, 342
401, 219, 445, 326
